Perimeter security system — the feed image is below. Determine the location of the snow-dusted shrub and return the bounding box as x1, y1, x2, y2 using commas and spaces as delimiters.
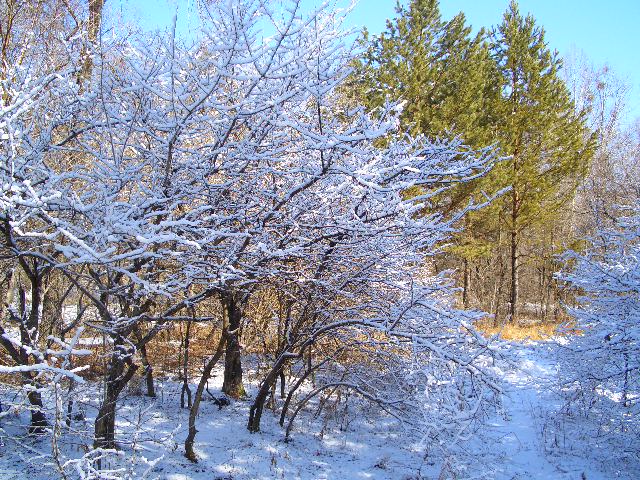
555, 203, 640, 472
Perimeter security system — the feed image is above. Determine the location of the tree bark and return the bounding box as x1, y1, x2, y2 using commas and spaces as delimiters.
0, 266, 14, 322
509, 185, 519, 323
279, 349, 333, 427
0, 266, 47, 433
142, 346, 156, 398
248, 360, 286, 432
509, 227, 519, 323
185, 332, 226, 462
94, 339, 138, 450
462, 258, 471, 308
279, 370, 286, 399
78, 0, 104, 83
20, 261, 51, 433
222, 293, 245, 398
26, 389, 47, 434
180, 320, 192, 408
133, 326, 155, 398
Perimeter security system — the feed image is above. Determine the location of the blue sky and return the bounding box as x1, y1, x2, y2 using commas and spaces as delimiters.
112, 0, 639, 119
440, 1, 640, 118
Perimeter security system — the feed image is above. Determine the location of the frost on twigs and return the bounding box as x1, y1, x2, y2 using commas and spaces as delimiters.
553, 202, 640, 474
0, 0, 503, 477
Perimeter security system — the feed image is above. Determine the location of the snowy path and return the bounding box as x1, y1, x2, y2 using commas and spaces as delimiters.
160, 345, 615, 480
487, 344, 609, 480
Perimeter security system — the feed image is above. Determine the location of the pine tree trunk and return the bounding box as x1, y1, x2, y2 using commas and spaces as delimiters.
491, 229, 503, 326
463, 258, 471, 308
509, 227, 519, 323
509, 184, 519, 323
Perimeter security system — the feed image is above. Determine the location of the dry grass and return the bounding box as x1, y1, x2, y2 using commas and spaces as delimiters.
474, 318, 581, 342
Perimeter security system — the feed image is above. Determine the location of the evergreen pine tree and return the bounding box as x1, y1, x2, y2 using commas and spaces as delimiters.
352, 0, 497, 145
490, 0, 594, 321
350, 0, 594, 322
349, 0, 501, 308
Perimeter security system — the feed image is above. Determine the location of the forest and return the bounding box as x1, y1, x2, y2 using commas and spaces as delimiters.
0, 0, 638, 478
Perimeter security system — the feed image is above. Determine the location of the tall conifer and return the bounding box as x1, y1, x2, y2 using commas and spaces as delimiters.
490, 1, 594, 321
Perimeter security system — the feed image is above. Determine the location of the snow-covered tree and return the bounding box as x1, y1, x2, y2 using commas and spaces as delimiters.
556, 202, 640, 461
0, 24, 89, 430
2, 0, 505, 471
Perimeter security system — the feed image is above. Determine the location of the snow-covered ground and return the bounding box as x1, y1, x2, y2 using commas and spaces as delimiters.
484, 344, 610, 480
0, 343, 636, 479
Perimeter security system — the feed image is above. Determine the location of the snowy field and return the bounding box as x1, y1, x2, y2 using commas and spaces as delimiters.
0, 341, 635, 480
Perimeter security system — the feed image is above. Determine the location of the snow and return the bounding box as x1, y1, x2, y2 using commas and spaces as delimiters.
485, 344, 609, 479
0, 343, 634, 480
0, 1, 637, 479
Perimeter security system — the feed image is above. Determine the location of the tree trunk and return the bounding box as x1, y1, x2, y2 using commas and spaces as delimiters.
181, 320, 192, 409
280, 376, 305, 428
26, 385, 48, 434
134, 327, 155, 398
143, 354, 156, 398
279, 350, 327, 427
509, 226, 519, 323
622, 351, 630, 408
79, 0, 104, 83
509, 182, 520, 324
462, 258, 471, 309
66, 380, 75, 428
222, 293, 245, 399
279, 371, 286, 399
0, 266, 48, 432
94, 384, 117, 450
185, 333, 226, 462
248, 361, 285, 433
23, 264, 51, 433
94, 340, 138, 450
0, 267, 14, 323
